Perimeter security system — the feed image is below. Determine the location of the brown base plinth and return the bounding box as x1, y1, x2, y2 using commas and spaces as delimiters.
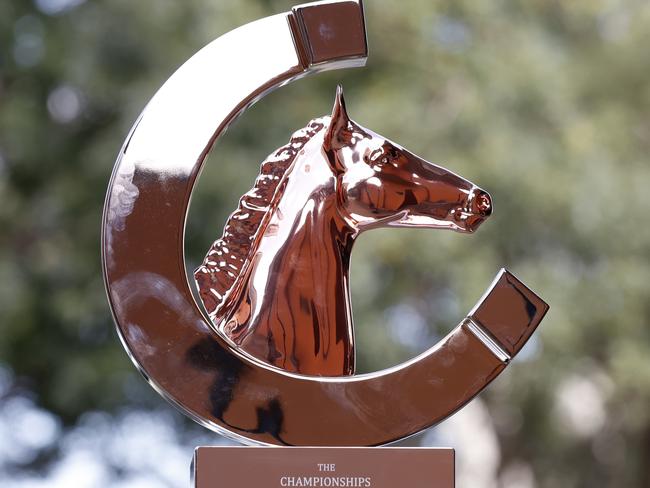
193, 446, 454, 488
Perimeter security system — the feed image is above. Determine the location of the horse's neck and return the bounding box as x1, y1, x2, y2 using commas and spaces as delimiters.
222, 138, 357, 376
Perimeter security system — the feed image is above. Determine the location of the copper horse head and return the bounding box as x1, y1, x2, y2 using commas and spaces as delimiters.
326, 86, 491, 234
195, 86, 492, 376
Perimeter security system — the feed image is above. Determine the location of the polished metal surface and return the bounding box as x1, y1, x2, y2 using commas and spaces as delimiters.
195, 87, 492, 376
103, 0, 549, 446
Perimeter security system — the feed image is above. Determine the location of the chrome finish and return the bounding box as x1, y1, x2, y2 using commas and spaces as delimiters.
103, 0, 549, 446
195, 87, 492, 376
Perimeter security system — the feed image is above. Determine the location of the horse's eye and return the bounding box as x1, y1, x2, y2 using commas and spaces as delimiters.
366, 148, 385, 166
367, 147, 398, 168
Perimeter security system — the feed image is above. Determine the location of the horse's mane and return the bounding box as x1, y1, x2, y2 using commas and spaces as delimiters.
195, 116, 329, 320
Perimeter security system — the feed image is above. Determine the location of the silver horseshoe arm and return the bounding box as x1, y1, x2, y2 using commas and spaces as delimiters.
102, 0, 548, 446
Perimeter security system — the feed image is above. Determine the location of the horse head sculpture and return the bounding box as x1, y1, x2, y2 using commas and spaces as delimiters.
195, 86, 492, 376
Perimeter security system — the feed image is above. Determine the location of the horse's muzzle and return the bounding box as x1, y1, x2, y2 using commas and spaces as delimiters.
464, 188, 492, 232
472, 189, 492, 217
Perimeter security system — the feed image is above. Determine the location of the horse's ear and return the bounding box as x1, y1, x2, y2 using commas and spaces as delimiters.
324, 85, 351, 173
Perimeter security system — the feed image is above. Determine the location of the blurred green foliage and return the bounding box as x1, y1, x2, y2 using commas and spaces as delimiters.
1, 0, 650, 486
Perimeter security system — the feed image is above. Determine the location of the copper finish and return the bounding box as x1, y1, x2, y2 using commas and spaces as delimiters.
469, 270, 548, 357
291, 1, 368, 67
195, 87, 492, 376
102, 0, 549, 446
193, 447, 454, 488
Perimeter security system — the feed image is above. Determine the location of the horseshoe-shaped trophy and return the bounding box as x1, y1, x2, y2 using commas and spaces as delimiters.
102, 1, 549, 486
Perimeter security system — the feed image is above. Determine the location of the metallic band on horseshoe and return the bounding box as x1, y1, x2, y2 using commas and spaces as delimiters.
102, 0, 549, 446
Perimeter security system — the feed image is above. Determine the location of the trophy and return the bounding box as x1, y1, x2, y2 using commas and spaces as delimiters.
102, 1, 549, 486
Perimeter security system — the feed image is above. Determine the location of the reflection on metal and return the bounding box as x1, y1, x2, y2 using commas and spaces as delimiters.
195, 87, 492, 376
103, 0, 549, 447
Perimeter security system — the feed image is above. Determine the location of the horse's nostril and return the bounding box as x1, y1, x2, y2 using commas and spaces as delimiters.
474, 191, 492, 216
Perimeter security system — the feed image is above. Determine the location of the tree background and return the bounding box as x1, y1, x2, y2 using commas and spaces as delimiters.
1, 0, 649, 486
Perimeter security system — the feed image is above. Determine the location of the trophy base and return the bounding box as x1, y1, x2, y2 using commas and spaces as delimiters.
192, 446, 454, 487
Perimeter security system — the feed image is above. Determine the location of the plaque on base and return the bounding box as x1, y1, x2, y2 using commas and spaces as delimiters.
193, 447, 455, 488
